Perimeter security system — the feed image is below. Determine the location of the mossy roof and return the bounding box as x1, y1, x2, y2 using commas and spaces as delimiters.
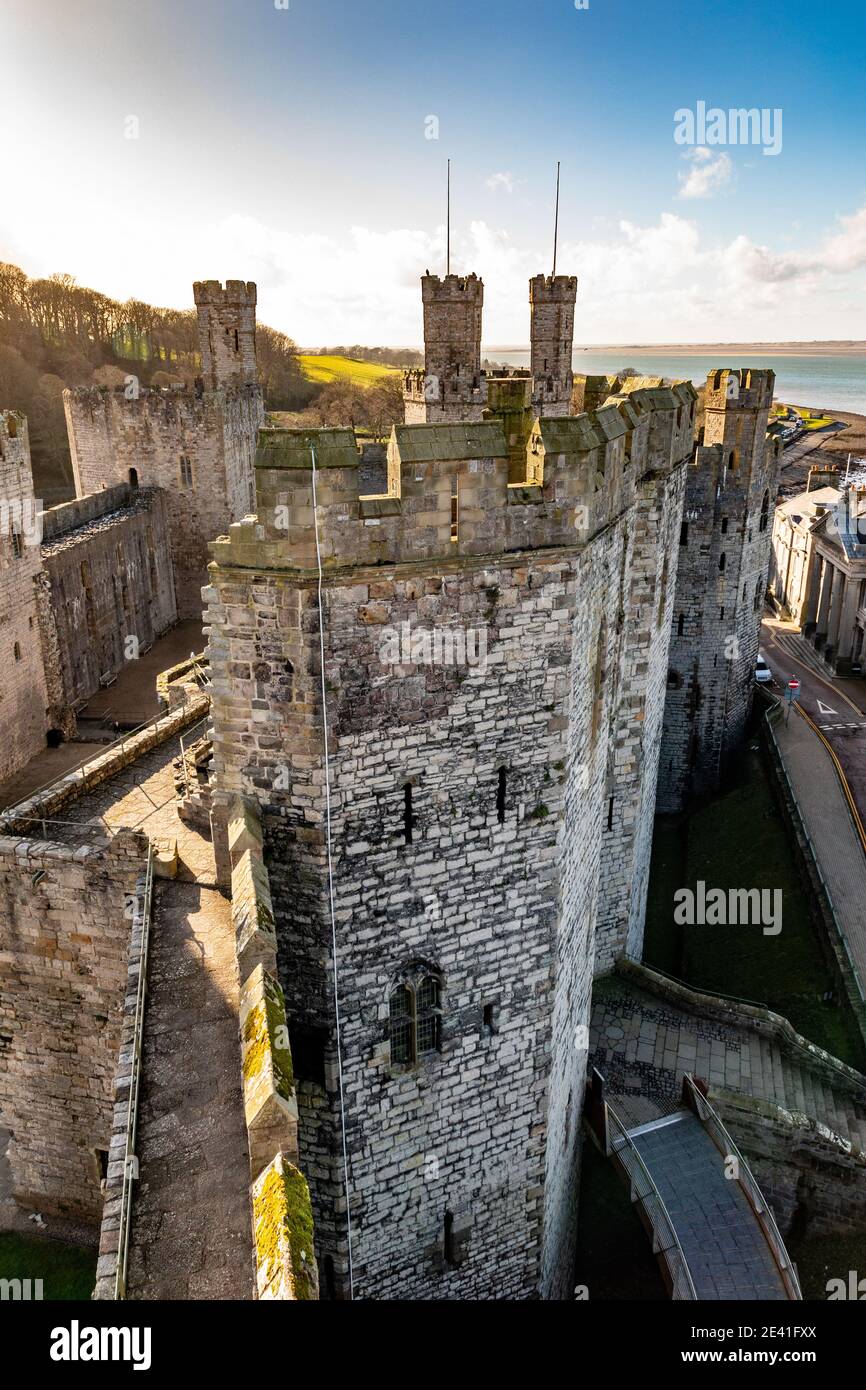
255, 428, 358, 471
393, 421, 507, 462
536, 415, 606, 453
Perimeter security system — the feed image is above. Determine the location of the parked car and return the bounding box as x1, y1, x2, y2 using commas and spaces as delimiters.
755, 653, 773, 684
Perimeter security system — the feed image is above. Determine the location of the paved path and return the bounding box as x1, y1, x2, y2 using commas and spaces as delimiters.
630, 1114, 788, 1300
591, 973, 866, 1147
124, 880, 253, 1300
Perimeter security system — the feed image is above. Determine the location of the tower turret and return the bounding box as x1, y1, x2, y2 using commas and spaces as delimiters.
529, 274, 577, 418
193, 279, 258, 391
404, 273, 485, 423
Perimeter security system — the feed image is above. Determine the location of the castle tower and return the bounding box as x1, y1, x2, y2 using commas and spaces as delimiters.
193, 279, 258, 391
0, 411, 50, 776
529, 275, 577, 417
658, 368, 780, 810
403, 273, 486, 423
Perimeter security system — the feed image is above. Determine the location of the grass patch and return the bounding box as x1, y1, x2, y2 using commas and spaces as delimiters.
297, 355, 401, 388
0, 1232, 96, 1300
573, 1138, 667, 1300
644, 746, 866, 1071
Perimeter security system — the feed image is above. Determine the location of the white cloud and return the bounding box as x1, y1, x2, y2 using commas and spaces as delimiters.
486, 171, 515, 195
677, 147, 734, 200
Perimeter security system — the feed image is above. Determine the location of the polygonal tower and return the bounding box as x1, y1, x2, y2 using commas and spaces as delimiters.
403, 273, 485, 423
529, 274, 577, 417
193, 279, 258, 391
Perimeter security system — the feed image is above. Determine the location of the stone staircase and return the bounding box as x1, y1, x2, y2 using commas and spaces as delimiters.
590, 962, 866, 1157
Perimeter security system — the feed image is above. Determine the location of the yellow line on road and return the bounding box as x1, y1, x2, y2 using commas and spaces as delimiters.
794, 703, 866, 855
767, 629, 866, 716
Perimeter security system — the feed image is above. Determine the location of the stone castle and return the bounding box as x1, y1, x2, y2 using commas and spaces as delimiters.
0, 263, 781, 1299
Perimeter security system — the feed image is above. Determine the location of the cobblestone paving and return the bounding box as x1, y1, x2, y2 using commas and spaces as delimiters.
591, 976, 866, 1148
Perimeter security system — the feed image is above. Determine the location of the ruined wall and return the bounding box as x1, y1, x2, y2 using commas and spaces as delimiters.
0, 412, 50, 776
39, 485, 177, 714
0, 831, 145, 1223
657, 370, 780, 810
203, 396, 688, 1299
63, 381, 262, 621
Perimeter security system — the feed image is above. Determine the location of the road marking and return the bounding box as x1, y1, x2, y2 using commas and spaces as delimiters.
817, 699, 838, 716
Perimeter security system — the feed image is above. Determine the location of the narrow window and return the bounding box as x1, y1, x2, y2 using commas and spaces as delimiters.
416, 975, 440, 1055
389, 986, 413, 1065
234, 329, 239, 353
403, 784, 414, 844
482, 1003, 496, 1037
720, 606, 725, 620
677, 613, 685, 636
128, 466, 139, 488
180, 455, 193, 489
444, 1210, 457, 1267
721, 517, 728, 534
496, 767, 506, 823
759, 489, 770, 533
11, 531, 22, 559
321, 1256, 336, 1301
13, 641, 21, 662
606, 796, 614, 831
450, 477, 458, 544
718, 552, 726, 572
680, 522, 689, 546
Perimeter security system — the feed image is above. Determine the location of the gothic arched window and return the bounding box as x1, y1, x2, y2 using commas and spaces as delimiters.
388, 970, 442, 1067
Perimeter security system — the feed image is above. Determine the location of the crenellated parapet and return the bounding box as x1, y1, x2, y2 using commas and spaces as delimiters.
210, 388, 695, 578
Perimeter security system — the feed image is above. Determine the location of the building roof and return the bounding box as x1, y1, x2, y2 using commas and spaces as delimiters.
393, 421, 507, 462
255, 428, 358, 470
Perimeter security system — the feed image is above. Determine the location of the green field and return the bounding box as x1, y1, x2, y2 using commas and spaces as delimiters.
643, 746, 866, 1070
297, 354, 402, 387
0, 1232, 96, 1300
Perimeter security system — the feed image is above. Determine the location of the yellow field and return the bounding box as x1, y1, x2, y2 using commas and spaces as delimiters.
298, 354, 402, 387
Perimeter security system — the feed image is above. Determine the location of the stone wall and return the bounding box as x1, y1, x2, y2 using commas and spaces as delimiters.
717, 1090, 866, 1240
0, 412, 50, 775
38, 485, 177, 715
0, 830, 146, 1223
63, 384, 262, 620
657, 370, 781, 810
203, 388, 694, 1300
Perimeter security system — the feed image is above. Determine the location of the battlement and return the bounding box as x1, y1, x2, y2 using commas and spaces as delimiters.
420, 272, 484, 303
529, 274, 578, 304
211, 385, 694, 577
704, 367, 775, 412
193, 279, 257, 308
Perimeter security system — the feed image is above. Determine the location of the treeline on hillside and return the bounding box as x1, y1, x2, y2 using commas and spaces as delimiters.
286, 374, 405, 442
315, 344, 422, 367
0, 261, 313, 497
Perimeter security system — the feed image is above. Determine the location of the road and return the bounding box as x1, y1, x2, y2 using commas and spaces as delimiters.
761, 615, 866, 833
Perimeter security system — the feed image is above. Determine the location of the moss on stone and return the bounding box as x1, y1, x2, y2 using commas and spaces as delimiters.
253, 1159, 316, 1300
242, 974, 294, 1102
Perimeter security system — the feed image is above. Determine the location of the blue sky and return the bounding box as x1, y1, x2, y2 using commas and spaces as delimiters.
1, 0, 864, 344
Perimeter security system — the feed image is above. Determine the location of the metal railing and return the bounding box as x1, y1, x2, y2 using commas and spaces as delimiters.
114, 842, 155, 1300
682, 1075, 802, 1301
605, 1104, 697, 1300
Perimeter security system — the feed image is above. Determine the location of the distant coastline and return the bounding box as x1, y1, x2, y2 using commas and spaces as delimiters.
487, 342, 866, 357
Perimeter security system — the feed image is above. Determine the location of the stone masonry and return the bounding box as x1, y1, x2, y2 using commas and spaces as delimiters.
0, 411, 50, 775
202, 372, 698, 1300
63, 281, 263, 619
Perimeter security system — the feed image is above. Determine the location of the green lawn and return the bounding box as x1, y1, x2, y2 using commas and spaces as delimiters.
297, 354, 401, 387
644, 747, 866, 1071
0, 1232, 96, 1300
